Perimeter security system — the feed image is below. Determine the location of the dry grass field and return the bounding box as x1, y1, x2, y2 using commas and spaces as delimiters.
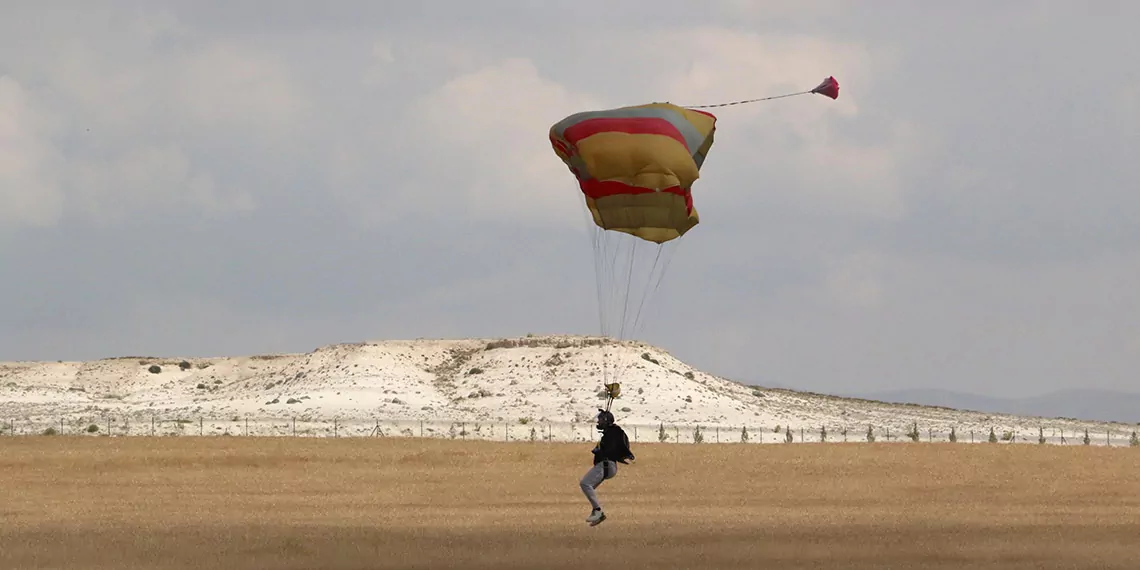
2, 437, 1138, 569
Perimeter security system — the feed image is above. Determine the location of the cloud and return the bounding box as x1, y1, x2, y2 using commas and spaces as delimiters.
2, 3, 1139, 402
0, 76, 66, 227
327, 56, 604, 230
66, 145, 255, 222
1, 23, 311, 229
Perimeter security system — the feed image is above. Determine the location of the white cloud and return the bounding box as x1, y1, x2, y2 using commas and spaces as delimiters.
350, 57, 604, 229
0, 76, 65, 227
622, 27, 923, 221
0, 31, 311, 227
66, 145, 254, 223
168, 40, 312, 139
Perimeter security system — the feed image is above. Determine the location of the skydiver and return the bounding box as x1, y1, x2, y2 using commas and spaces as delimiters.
580, 409, 635, 526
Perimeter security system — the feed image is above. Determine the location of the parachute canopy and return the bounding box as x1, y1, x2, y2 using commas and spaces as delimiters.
549, 103, 717, 244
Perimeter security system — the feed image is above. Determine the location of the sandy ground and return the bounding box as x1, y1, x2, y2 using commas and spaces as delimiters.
2, 437, 1139, 569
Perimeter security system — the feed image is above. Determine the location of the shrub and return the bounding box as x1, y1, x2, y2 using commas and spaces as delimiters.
820, 425, 827, 442
988, 427, 998, 443
658, 423, 668, 442
86, 424, 99, 433
1083, 428, 1090, 446
1038, 426, 1046, 445
692, 425, 704, 444
740, 426, 749, 443
1130, 430, 1139, 447
907, 422, 919, 442
148, 365, 161, 374
866, 424, 875, 443
179, 361, 191, 371
784, 428, 793, 443
42, 427, 57, 436
949, 426, 958, 443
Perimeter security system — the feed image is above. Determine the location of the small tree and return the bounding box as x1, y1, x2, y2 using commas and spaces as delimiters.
785, 427, 793, 443
949, 426, 958, 443
820, 425, 827, 442
693, 425, 704, 444
866, 424, 875, 443
1038, 426, 1046, 445
1082, 428, 1090, 446
740, 426, 749, 443
1129, 430, 1139, 447
658, 423, 669, 442
988, 427, 998, 443
907, 422, 920, 442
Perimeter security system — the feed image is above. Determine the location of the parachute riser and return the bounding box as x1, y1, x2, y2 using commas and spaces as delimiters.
603, 382, 621, 413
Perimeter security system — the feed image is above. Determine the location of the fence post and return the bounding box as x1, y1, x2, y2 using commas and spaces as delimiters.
634, 426, 638, 442
334, 418, 338, 438
292, 417, 296, 437
199, 417, 203, 436
60, 418, 64, 435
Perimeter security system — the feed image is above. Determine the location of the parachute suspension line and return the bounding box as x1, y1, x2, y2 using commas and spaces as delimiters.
630, 239, 681, 342
630, 245, 665, 340
618, 237, 638, 342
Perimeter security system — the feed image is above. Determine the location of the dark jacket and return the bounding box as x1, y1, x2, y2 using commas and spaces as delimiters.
593, 425, 635, 465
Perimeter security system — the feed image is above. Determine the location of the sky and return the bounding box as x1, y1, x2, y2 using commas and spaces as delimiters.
2, 1, 1139, 399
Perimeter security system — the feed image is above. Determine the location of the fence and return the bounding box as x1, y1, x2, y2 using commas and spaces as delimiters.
3, 416, 1139, 447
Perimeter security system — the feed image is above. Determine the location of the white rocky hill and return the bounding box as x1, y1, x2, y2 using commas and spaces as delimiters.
1, 335, 1135, 445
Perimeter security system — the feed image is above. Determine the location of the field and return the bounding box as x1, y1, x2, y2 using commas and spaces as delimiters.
2, 438, 1138, 569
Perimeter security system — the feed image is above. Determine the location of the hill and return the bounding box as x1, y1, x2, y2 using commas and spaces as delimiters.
841, 387, 1140, 424
1, 335, 1135, 443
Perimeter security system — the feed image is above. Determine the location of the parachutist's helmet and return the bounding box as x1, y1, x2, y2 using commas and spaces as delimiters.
596, 409, 614, 432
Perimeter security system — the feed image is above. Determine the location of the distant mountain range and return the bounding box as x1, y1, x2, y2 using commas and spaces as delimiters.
837, 387, 1140, 424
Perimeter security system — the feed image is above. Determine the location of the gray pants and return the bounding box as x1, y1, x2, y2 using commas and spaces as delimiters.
579, 460, 617, 510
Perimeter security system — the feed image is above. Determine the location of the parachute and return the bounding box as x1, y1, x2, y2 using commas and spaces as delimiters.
549, 76, 840, 390
549, 102, 716, 244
